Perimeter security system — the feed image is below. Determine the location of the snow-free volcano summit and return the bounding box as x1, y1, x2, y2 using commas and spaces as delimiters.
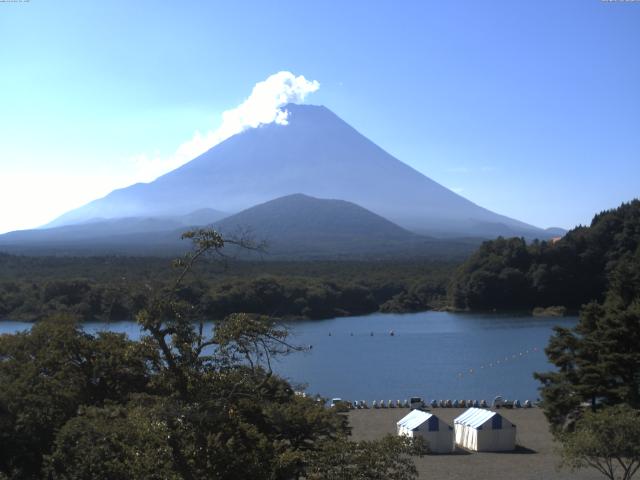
47, 104, 547, 239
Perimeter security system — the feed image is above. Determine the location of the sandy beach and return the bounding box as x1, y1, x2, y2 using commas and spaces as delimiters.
348, 407, 602, 480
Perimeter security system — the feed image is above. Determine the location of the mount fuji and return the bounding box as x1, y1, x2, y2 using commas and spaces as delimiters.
46, 104, 547, 239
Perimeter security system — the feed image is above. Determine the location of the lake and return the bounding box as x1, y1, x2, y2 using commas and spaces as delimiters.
0, 311, 576, 404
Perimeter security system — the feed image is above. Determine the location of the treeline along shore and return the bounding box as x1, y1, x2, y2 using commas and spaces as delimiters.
1, 199, 638, 323
0, 256, 454, 322
449, 199, 640, 312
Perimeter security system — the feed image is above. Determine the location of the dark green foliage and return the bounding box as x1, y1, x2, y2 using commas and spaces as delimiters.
450, 200, 640, 311
0, 316, 154, 478
535, 243, 640, 432
305, 435, 424, 480
44, 402, 179, 480
449, 237, 533, 310
202, 276, 379, 319
0, 255, 455, 322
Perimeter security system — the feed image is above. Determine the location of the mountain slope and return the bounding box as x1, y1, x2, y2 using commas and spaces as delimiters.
214, 193, 480, 258
47, 104, 548, 238
213, 193, 420, 256
0, 195, 478, 258
215, 193, 413, 239
0, 209, 226, 248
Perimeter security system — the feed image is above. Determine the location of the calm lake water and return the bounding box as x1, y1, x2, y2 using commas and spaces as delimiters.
0, 311, 576, 403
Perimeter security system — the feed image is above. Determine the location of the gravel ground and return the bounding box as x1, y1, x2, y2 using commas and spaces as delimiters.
347, 408, 603, 480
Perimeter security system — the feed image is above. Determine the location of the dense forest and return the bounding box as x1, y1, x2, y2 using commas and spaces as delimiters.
0, 255, 455, 322
449, 200, 640, 311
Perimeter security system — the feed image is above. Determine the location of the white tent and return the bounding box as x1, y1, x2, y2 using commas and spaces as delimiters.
454, 408, 516, 452
397, 409, 455, 453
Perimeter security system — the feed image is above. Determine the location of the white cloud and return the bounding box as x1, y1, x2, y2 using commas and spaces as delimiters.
132, 71, 320, 183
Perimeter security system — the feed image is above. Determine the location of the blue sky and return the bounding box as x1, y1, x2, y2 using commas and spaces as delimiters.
1, 0, 638, 233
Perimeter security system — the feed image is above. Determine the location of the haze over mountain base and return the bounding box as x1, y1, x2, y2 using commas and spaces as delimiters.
1, 104, 563, 257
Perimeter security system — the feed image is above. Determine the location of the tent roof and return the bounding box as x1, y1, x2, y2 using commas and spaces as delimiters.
397, 409, 433, 431
454, 408, 498, 429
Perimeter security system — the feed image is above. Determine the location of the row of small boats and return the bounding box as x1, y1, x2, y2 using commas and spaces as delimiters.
333, 397, 535, 409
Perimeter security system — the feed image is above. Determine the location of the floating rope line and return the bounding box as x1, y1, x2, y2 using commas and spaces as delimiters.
456, 346, 542, 379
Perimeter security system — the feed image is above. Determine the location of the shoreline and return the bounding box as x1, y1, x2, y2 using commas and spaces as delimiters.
0, 305, 576, 325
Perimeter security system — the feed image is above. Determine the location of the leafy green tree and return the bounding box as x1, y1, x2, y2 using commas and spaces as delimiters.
0, 316, 153, 479
449, 237, 534, 310
128, 230, 352, 480
305, 435, 424, 480
44, 402, 179, 480
533, 325, 582, 429
559, 405, 640, 480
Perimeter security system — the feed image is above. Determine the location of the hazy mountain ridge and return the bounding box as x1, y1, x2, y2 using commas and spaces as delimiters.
46, 104, 552, 239
214, 193, 415, 240
3, 209, 226, 243
0, 194, 479, 259
213, 193, 433, 258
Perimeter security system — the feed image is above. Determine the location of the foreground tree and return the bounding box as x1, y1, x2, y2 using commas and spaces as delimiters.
44, 401, 179, 480
559, 405, 640, 480
305, 435, 424, 480
535, 248, 640, 431
2, 229, 425, 479
0, 316, 153, 478
535, 246, 640, 479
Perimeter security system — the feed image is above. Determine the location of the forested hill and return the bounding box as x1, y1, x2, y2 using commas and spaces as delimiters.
448, 199, 640, 311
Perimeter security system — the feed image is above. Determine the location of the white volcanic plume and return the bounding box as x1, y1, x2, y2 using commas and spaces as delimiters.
133, 71, 320, 182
